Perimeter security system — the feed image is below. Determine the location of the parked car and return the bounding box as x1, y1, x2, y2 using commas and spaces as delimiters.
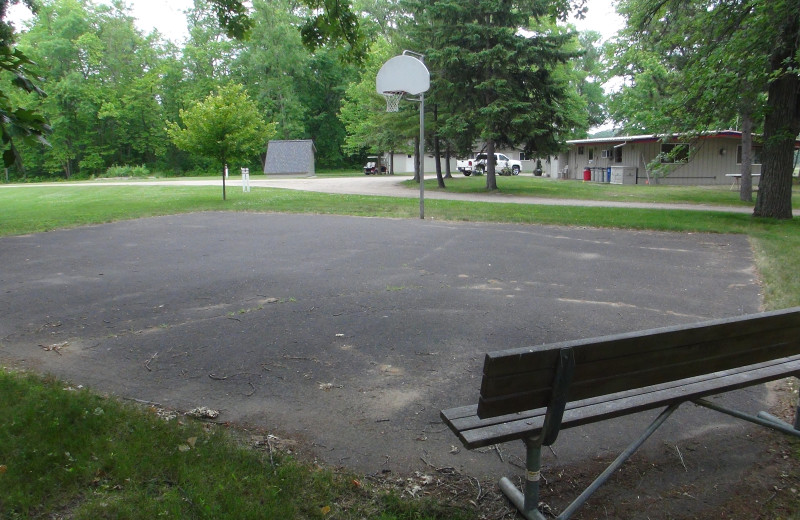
456, 153, 521, 176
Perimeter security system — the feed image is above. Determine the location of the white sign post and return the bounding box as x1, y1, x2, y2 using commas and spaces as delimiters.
241, 167, 250, 192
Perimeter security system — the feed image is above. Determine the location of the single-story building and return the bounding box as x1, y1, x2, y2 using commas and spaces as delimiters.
559, 131, 800, 186
381, 145, 559, 176
264, 139, 315, 177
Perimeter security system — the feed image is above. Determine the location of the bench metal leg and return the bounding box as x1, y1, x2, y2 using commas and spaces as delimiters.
693, 398, 800, 438
499, 438, 547, 520
757, 411, 798, 431
557, 403, 679, 519
499, 404, 680, 520
795, 377, 800, 431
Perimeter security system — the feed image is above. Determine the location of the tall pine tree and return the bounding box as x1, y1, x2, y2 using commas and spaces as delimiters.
404, 0, 582, 189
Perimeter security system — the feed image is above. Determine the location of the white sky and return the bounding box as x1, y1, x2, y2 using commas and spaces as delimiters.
9, 0, 194, 43
10, 0, 624, 45
569, 0, 624, 41
127, 0, 193, 42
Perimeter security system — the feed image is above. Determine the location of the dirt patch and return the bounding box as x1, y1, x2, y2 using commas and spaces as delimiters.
363, 422, 799, 519
376, 433, 799, 520
374, 383, 799, 518
215, 381, 800, 520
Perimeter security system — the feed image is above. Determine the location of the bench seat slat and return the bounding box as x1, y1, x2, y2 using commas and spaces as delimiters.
443, 355, 800, 449
451, 355, 800, 434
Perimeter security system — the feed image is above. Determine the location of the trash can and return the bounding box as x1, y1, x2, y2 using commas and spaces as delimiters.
583, 167, 591, 181
606, 167, 611, 183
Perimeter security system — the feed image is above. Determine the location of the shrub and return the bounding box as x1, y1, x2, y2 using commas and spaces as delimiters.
104, 165, 151, 178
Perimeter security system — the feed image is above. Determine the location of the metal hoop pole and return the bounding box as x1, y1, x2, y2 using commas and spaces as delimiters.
419, 92, 424, 219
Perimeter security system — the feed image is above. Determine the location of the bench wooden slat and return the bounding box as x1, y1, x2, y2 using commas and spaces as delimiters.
449, 355, 800, 435
480, 327, 800, 398
477, 309, 800, 419
479, 332, 800, 418
483, 309, 800, 377
443, 355, 800, 449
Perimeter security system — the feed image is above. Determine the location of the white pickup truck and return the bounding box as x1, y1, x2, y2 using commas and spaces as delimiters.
456, 153, 521, 176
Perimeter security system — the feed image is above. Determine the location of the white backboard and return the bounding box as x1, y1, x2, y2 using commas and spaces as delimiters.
376, 55, 430, 96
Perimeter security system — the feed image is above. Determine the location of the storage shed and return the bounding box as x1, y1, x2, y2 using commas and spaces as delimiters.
263, 140, 316, 177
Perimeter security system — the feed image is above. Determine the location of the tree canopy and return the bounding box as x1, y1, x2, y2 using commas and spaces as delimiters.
166, 83, 275, 199
609, 0, 800, 218
402, 0, 589, 190
0, 0, 368, 179
10, 0, 792, 220
0, 0, 50, 169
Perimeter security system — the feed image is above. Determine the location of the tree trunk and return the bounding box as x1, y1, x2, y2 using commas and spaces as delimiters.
444, 145, 452, 179
433, 104, 445, 188
434, 138, 445, 189
485, 139, 497, 190
739, 111, 753, 202
222, 161, 227, 201
390, 151, 394, 175
753, 11, 800, 219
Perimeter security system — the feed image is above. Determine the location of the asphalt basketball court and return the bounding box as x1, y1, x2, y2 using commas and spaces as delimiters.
0, 211, 774, 516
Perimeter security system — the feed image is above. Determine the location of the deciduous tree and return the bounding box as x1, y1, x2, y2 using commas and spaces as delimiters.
0, 0, 49, 170
166, 83, 275, 200
609, 0, 799, 216
339, 38, 415, 173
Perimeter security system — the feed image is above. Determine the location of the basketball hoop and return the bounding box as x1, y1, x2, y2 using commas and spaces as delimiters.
376, 55, 429, 114
382, 91, 404, 112
376, 52, 431, 219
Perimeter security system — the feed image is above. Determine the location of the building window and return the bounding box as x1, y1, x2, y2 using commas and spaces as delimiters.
737, 145, 763, 165
588, 148, 594, 160
519, 152, 528, 161
577, 146, 584, 155
614, 147, 623, 163
660, 143, 690, 163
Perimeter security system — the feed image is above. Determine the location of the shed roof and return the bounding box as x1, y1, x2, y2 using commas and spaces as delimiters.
264, 140, 316, 175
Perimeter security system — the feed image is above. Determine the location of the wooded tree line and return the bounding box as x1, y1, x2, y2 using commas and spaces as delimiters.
1, 0, 798, 217
0, 0, 369, 178
0, 0, 605, 182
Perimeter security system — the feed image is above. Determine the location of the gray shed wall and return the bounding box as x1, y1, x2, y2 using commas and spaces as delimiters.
264, 140, 315, 176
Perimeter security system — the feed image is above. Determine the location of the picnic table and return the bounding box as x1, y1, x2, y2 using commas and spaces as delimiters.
725, 173, 760, 190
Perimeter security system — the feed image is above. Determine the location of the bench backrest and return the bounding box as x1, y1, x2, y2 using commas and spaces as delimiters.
477, 307, 800, 420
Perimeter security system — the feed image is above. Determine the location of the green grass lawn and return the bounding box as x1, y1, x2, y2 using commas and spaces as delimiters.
0, 369, 469, 520
419, 174, 800, 207
1, 180, 799, 519
2, 182, 798, 308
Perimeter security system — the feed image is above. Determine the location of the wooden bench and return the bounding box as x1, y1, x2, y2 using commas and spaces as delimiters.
441, 307, 800, 520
